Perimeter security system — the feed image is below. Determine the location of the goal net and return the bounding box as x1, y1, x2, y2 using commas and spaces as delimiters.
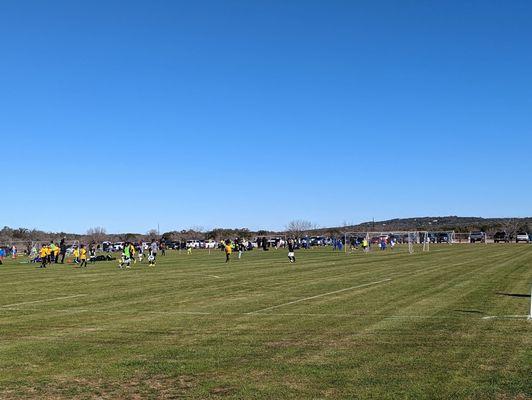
343, 231, 429, 253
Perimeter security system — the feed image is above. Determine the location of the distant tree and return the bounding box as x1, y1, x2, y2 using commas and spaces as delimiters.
161, 231, 178, 241
286, 220, 317, 238
12, 228, 30, 239
500, 219, 523, 238
327, 227, 343, 238
123, 233, 139, 242
146, 229, 159, 242
86, 227, 107, 243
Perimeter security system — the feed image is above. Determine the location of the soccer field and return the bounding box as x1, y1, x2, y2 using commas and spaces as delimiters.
0, 245, 530, 399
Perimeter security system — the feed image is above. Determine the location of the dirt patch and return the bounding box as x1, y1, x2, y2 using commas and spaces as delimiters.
209, 386, 235, 396
0, 374, 198, 399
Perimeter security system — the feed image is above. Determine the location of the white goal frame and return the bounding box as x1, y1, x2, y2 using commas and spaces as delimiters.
342, 231, 429, 254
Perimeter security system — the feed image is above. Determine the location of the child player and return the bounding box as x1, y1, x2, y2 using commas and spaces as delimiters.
79, 244, 88, 268
224, 240, 232, 263
73, 246, 80, 264
119, 242, 132, 269
39, 244, 48, 268
287, 239, 296, 263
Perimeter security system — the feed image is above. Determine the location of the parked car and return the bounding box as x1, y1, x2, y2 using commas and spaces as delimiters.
165, 241, 180, 250
112, 242, 124, 251
515, 232, 530, 243
493, 231, 510, 243
204, 240, 217, 249
186, 240, 201, 248
436, 233, 450, 243
469, 231, 485, 243
427, 233, 437, 243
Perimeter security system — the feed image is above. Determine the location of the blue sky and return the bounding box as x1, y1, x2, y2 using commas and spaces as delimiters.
1, 0, 531, 233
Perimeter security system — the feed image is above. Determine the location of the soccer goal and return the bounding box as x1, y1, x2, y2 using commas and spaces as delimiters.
343, 231, 429, 254
428, 231, 455, 244
453, 233, 470, 243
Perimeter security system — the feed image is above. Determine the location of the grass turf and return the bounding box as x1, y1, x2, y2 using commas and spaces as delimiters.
0, 244, 530, 399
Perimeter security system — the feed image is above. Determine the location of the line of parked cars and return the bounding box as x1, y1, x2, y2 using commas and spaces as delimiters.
486, 231, 530, 243
96, 231, 530, 251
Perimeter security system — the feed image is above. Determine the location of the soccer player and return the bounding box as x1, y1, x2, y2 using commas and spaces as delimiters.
150, 240, 158, 264
88, 244, 96, 263
39, 244, 48, 268
137, 243, 144, 262
287, 239, 296, 263
49, 241, 57, 263
238, 241, 244, 259
119, 242, 132, 269
53, 242, 60, 263
224, 240, 232, 263
129, 242, 136, 264
73, 246, 80, 264
45, 244, 52, 264
362, 238, 369, 253
79, 245, 88, 267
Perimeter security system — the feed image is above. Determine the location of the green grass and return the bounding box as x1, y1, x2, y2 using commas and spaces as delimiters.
0, 244, 531, 399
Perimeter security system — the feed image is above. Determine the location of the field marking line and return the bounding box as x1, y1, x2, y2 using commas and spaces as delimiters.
184, 273, 221, 279
0, 294, 87, 308
481, 315, 529, 320
246, 278, 392, 314
6, 306, 519, 321
0, 308, 463, 319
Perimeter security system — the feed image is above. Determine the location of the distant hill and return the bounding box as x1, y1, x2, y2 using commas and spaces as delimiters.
334, 216, 532, 234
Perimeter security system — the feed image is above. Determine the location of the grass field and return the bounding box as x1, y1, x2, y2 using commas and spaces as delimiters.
0, 244, 531, 399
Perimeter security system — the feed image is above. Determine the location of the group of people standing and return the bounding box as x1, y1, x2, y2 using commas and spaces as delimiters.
348, 237, 396, 252
118, 240, 160, 269
37, 239, 69, 268
222, 238, 297, 264
31, 239, 165, 270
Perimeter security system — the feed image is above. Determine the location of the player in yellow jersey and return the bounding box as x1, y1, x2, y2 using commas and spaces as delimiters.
79, 245, 88, 268
39, 245, 48, 268
362, 238, 369, 253
73, 246, 80, 264
224, 240, 232, 263
53, 243, 60, 263
129, 243, 136, 264
45, 245, 52, 265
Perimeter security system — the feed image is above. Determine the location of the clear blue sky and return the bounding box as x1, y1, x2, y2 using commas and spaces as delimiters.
1, 0, 531, 234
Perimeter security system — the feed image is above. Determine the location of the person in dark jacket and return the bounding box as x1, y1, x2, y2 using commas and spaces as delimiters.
58, 238, 67, 264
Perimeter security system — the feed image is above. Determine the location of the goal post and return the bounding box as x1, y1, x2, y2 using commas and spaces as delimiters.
342, 231, 429, 254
